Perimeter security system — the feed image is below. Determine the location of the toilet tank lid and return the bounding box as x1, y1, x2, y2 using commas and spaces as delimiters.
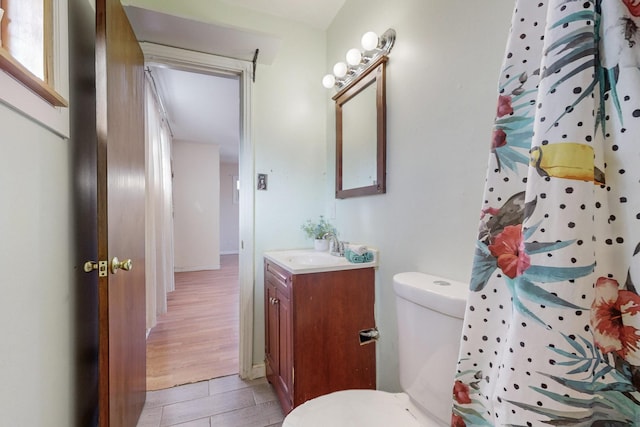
393, 272, 468, 319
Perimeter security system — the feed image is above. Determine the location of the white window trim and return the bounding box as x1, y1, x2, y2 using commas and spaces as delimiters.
0, 0, 69, 139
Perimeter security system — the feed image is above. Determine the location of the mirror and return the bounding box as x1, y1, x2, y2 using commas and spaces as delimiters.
333, 56, 387, 199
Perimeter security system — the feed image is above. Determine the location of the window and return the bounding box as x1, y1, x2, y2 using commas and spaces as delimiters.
0, 0, 66, 107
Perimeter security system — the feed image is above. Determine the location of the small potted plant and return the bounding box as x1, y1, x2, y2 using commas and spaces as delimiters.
301, 215, 337, 251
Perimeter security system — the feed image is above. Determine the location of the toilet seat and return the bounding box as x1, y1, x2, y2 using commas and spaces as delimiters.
283, 389, 444, 427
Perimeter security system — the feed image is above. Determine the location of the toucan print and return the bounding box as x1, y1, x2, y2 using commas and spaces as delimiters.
530, 142, 605, 185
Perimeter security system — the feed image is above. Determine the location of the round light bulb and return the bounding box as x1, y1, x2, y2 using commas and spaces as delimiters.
346, 48, 362, 66
322, 74, 336, 89
361, 31, 379, 51
333, 62, 348, 78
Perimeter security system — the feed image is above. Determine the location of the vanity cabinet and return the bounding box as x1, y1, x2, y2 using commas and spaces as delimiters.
264, 259, 376, 415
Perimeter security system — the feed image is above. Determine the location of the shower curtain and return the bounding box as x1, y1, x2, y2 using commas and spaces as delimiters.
453, 0, 640, 425
144, 73, 176, 330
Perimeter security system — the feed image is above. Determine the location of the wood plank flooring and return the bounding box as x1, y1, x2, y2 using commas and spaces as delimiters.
146, 255, 239, 391
136, 375, 284, 427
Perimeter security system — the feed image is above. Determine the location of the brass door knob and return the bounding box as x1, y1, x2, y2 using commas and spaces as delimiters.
110, 256, 132, 274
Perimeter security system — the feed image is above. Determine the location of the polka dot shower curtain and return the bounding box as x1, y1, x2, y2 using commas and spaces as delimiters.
452, 0, 640, 425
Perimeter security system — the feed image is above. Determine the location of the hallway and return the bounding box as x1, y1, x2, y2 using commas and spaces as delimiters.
146, 255, 240, 390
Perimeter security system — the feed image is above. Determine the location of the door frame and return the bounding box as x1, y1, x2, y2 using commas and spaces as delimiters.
141, 42, 256, 379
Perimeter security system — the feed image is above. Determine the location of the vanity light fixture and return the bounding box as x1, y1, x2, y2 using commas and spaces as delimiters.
333, 61, 348, 78
345, 48, 362, 66
322, 28, 396, 90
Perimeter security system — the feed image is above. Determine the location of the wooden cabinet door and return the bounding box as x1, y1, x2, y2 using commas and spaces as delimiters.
292, 268, 376, 406
277, 287, 292, 410
265, 281, 279, 380
265, 261, 294, 413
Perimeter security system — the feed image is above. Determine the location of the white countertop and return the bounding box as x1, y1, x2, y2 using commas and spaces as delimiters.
264, 248, 378, 274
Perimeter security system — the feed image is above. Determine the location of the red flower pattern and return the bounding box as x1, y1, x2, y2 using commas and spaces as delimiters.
453, 380, 472, 404
496, 95, 514, 117
591, 277, 640, 365
488, 225, 530, 278
492, 129, 507, 149
451, 413, 467, 427
623, 0, 640, 16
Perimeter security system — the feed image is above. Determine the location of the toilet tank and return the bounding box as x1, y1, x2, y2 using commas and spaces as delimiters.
393, 272, 468, 425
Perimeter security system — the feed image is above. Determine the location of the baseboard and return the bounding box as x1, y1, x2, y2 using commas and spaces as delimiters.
221, 250, 239, 255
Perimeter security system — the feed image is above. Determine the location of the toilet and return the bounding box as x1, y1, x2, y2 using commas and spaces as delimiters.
283, 272, 468, 427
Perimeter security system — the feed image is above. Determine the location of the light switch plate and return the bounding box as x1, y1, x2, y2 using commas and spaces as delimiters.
257, 173, 267, 190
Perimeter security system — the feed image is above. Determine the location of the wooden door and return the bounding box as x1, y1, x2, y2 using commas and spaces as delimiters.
96, 0, 146, 426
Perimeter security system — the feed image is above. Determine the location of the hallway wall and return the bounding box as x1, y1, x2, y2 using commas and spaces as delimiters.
173, 140, 221, 271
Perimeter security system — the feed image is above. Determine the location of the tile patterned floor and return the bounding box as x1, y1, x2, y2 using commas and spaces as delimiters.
136, 375, 284, 427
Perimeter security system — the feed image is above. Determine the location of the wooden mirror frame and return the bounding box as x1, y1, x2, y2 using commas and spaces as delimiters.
333, 55, 387, 199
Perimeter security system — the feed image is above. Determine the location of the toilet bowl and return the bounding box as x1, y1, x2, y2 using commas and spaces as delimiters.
283, 272, 468, 426
283, 389, 438, 426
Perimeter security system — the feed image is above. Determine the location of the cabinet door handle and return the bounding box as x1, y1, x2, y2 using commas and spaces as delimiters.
269, 297, 280, 305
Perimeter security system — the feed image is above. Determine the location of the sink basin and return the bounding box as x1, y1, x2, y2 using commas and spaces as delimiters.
264, 248, 377, 274
286, 253, 338, 266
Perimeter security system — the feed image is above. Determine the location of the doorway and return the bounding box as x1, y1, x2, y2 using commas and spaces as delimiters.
142, 42, 256, 388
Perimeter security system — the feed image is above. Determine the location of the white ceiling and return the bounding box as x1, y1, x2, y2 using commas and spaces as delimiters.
148, 66, 240, 162
126, 1, 345, 163
218, 0, 346, 30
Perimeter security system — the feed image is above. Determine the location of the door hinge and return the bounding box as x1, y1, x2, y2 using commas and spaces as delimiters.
83, 260, 109, 277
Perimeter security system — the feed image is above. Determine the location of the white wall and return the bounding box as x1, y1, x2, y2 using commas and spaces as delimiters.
220, 162, 240, 254
0, 0, 75, 422
248, 15, 328, 364
326, 0, 514, 390
0, 101, 74, 424
173, 140, 221, 271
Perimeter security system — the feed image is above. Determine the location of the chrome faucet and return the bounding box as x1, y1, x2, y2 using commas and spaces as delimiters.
323, 232, 344, 256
